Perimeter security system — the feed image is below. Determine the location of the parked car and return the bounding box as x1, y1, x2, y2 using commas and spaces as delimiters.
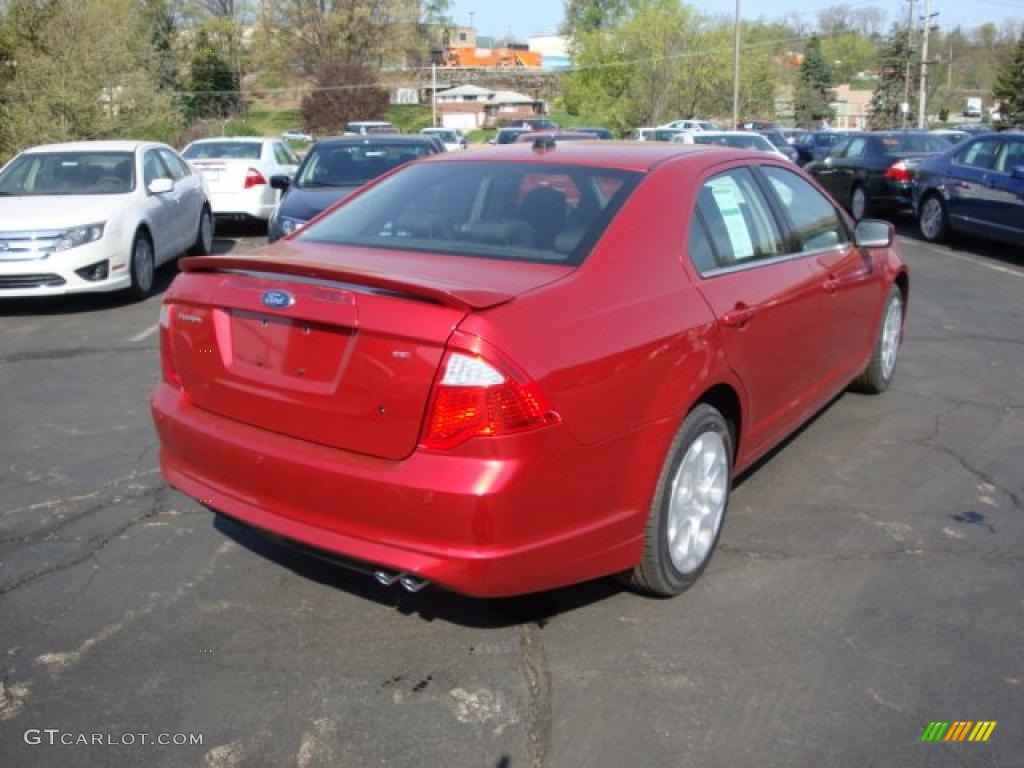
491, 127, 531, 145
782, 128, 809, 145
792, 130, 854, 166
267, 135, 441, 242
952, 124, 994, 136
740, 120, 783, 131
0, 140, 211, 299
929, 129, 971, 145
344, 121, 398, 136
575, 127, 615, 140
674, 130, 790, 162
420, 127, 467, 152
661, 119, 718, 131
181, 138, 299, 225
152, 142, 908, 598
647, 128, 693, 142
629, 127, 657, 141
281, 129, 313, 143
511, 118, 559, 131
755, 130, 800, 163
913, 132, 1024, 245
805, 131, 950, 219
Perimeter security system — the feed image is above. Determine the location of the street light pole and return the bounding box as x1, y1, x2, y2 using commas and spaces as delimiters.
918, 0, 936, 129
732, 0, 740, 129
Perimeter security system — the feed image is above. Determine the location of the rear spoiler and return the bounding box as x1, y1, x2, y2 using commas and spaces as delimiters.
178, 255, 515, 310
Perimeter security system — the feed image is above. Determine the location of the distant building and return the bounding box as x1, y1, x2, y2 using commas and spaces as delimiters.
831, 85, 873, 129
435, 84, 545, 130
529, 34, 570, 71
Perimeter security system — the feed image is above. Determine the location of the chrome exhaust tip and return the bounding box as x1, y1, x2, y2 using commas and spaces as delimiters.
374, 570, 403, 587
398, 575, 429, 593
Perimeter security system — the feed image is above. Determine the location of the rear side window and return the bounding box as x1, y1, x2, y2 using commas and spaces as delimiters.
688, 217, 717, 274
297, 162, 641, 265
761, 166, 850, 252
956, 139, 999, 169
696, 169, 784, 266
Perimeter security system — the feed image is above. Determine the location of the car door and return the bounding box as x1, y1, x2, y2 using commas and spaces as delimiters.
945, 137, 1000, 230
985, 138, 1024, 244
759, 165, 877, 389
141, 149, 179, 262
831, 136, 869, 208
810, 139, 850, 200
158, 147, 203, 251
689, 167, 826, 459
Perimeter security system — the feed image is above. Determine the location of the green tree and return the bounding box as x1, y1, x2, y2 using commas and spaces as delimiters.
187, 29, 240, 119
868, 26, 915, 129
562, 0, 628, 36
793, 36, 835, 128
993, 33, 1024, 126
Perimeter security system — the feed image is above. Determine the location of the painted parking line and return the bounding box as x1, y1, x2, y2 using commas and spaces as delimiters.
900, 236, 1024, 279
130, 323, 159, 343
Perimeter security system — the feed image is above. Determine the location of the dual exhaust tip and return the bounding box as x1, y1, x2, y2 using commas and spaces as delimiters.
374, 570, 429, 593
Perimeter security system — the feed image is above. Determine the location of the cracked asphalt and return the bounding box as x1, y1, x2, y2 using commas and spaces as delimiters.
1, 221, 1022, 767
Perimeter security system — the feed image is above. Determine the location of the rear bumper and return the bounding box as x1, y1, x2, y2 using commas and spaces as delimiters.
207, 188, 277, 220
151, 382, 648, 597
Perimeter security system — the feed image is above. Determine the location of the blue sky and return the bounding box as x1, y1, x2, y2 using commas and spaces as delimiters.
449, 0, 1024, 39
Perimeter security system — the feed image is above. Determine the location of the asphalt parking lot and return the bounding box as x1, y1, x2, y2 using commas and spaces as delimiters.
1, 219, 1021, 767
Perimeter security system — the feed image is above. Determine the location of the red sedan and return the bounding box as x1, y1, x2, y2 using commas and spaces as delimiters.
151, 142, 908, 598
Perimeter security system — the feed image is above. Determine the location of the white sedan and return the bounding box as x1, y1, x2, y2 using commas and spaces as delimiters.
0, 141, 211, 299
419, 127, 467, 152
672, 130, 791, 161
181, 138, 299, 224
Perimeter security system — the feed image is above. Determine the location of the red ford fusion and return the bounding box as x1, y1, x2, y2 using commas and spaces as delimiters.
151, 141, 908, 598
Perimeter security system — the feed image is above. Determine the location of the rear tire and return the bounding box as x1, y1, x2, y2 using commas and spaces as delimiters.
127, 231, 155, 301
918, 194, 949, 243
188, 206, 214, 256
626, 404, 733, 597
851, 286, 903, 394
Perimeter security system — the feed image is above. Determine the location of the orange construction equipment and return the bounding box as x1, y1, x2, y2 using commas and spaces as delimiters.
443, 47, 542, 68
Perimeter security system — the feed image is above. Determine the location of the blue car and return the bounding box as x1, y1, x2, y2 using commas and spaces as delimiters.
913, 132, 1024, 245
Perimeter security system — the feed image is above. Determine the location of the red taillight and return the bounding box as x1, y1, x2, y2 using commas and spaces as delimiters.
243, 168, 267, 189
420, 351, 559, 450
158, 303, 181, 388
885, 161, 911, 183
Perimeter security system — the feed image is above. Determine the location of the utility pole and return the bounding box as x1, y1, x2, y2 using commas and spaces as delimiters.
918, 0, 938, 129
902, 0, 915, 128
431, 63, 437, 127
732, 0, 741, 129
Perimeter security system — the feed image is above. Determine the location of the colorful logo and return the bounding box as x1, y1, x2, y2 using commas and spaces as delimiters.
921, 721, 997, 742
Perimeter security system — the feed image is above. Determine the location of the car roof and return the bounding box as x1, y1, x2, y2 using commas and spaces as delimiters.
22, 140, 157, 153
187, 136, 268, 144
312, 135, 435, 147
417, 141, 741, 172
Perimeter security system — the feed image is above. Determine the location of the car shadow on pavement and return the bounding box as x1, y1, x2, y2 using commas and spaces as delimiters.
213, 514, 625, 629
893, 215, 1024, 271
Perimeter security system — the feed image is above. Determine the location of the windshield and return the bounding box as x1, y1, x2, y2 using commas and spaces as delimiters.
295, 144, 432, 188
0, 151, 135, 196
695, 134, 771, 151
879, 134, 951, 154
297, 161, 641, 266
182, 142, 262, 160
760, 131, 788, 148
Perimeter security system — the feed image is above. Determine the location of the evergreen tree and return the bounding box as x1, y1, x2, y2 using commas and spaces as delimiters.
793, 36, 835, 128
187, 30, 240, 119
869, 27, 916, 130
992, 33, 1024, 126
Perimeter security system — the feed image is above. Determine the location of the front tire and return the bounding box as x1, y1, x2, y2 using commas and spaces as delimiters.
188, 206, 214, 256
851, 286, 903, 394
626, 404, 733, 597
127, 231, 155, 301
918, 194, 949, 243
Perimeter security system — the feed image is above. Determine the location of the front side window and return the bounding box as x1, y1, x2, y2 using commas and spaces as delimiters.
143, 150, 172, 186
296, 162, 641, 266
696, 169, 784, 267
762, 166, 850, 252
0, 151, 136, 195
955, 138, 1000, 169
157, 148, 189, 180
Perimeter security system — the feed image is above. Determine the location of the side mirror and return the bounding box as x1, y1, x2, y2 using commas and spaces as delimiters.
147, 178, 174, 195
1012, 165, 1024, 180
854, 219, 894, 248
270, 174, 291, 191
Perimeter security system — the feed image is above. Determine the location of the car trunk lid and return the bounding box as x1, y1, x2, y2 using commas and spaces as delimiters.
187, 157, 264, 194
164, 243, 572, 460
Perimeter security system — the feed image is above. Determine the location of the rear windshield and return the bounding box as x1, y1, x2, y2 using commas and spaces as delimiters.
297, 161, 642, 266
695, 134, 770, 150
425, 130, 458, 142
182, 142, 262, 160
0, 151, 135, 195
295, 143, 433, 188
878, 134, 950, 154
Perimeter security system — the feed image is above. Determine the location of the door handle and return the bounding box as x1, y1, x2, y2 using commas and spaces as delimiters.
721, 305, 755, 328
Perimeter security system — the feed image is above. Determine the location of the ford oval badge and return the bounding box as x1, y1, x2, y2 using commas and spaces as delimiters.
261, 290, 294, 309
